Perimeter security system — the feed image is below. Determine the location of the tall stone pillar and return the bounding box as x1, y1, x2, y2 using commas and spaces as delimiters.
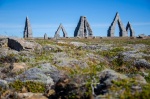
23, 16, 33, 38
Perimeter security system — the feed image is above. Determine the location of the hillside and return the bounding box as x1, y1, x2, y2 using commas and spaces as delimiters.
0, 37, 150, 99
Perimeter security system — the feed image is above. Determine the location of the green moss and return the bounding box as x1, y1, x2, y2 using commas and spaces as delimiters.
110, 79, 150, 99
9, 80, 46, 93
145, 71, 150, 83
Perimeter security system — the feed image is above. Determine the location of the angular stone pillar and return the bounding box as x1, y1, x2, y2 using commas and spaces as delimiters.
107, 12, 127, 37
54, 24, 68, 38
44, 33, 48, 39
74, 16, 93, 37
126, 22, 135, 37
23, 16, 33, 38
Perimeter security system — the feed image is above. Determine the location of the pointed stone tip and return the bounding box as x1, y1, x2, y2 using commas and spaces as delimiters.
81, 16, 86, 18
127, 21, 131, 26
116, 12, 119, 15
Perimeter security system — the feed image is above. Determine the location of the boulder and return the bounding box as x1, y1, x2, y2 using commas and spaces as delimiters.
0, 79, 8, 88
134, 59, 150, 69
94, 69, 127, 95
8, 38, 42, 51
12, 63, 65, 84
120, 51, 149, 62
0, 48, 18, 58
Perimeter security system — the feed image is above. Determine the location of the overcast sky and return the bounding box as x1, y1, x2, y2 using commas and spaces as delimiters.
0, 0, 150, 37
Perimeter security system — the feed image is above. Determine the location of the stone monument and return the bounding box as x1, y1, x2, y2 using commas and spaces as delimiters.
74, 16, 93, 37
23, 16, 33, 38
107, 12, 127, 37
54, 24, 68, 38
126, 22, 135, 37
44, 33, 48, 39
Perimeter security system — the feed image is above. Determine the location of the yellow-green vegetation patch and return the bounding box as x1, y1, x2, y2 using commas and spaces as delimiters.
9, 80, 46, 93
110, 79, 148, 99
97, 47, 125, 58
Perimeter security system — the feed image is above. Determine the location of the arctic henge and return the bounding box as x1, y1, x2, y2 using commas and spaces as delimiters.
23, 12, 135, 38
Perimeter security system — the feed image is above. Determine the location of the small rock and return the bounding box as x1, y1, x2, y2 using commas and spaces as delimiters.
134, 74, 147, 84
21, 86, 28, 93
17, 92, 47, 99
70, 42, 86, 47
45, 89, 55, 97
0, 79, 8, 88
11, 63, 27, 73
134, 59, 150, 69
0, 38, 8, 47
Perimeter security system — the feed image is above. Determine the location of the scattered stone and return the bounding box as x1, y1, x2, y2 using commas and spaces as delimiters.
0, 38, 8, 47
0, 48, 18, 58
43, 44, 63, 52
70, 42, 86, 47
53, 52, 88, 68
120, 51, 149, 62
45, 89, 55, 97
13, 63, 65, 84
21, 86, 28, 93
0, 79, 8, 88
17, 92, 47, 99
134, 59, 150, 69
8, 38, 42, 51
94, 69, 127, 95
134, 74, 147, 84
138, 34, 146, 39
11, 63, 27, 73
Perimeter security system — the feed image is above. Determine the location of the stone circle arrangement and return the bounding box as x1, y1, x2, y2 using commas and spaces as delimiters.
23, 12, 135, 39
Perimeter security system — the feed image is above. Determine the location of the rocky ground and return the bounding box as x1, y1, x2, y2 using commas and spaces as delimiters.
0, 37, 150, 99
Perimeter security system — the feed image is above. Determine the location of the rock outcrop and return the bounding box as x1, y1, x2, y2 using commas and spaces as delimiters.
94, 69, 127, 95
8, 38, 42, 51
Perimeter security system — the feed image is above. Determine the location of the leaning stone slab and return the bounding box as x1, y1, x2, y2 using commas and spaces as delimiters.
8, 38, 42, 51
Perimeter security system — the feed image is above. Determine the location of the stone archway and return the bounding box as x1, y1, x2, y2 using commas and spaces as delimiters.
74, 16, 93, 37
107, 12, 127, 37
126, 22, 135, 37
54, 24, 68, 38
